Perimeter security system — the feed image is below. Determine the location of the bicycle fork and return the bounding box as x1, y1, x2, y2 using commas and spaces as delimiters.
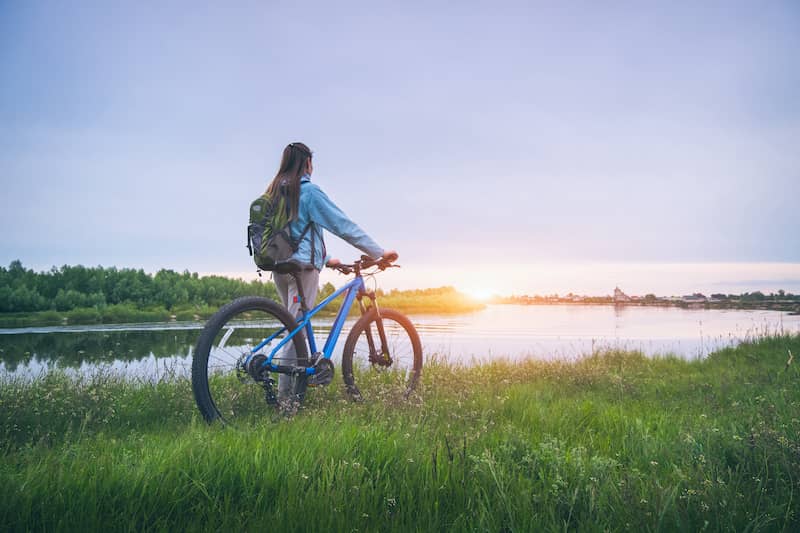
358, 291, 392, 366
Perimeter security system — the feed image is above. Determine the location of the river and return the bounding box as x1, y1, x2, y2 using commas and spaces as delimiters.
1, 304, 798, 380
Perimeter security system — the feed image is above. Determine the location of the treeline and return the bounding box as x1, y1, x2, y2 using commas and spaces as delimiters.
710, 291, 800, 302
377, 286, 485, 314
0, 260, 276, 314
315, 284, 485, 316
0, 261, 483, 326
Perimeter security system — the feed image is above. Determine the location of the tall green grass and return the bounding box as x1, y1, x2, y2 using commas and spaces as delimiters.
1, 336, 798, 531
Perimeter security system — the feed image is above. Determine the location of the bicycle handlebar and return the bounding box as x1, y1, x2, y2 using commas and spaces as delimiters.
328, 253, 399, 275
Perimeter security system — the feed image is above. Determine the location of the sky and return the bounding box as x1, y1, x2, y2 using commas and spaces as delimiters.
1, 1, 799, 297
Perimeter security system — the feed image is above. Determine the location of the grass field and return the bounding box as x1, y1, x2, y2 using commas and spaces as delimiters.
1, 335, 798, 531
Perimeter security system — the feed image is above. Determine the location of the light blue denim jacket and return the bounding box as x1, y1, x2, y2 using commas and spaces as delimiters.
288, 175, 384, 270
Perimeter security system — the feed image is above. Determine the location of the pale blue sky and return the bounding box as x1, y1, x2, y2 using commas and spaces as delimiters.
1, 1, 799, 294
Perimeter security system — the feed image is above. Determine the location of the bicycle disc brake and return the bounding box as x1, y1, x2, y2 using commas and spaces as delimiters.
368, 348, 393, 367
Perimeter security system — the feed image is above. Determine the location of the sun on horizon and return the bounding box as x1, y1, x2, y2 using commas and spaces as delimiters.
460, 286, 497, 301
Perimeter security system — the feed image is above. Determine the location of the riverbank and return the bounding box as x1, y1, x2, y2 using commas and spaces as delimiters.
495, 295, 800, 314
0, 262, 484, 328
0, 287, 484, 328
1, 335, 798, 530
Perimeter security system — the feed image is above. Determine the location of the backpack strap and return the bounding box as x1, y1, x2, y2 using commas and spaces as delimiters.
279, 181, 326, 268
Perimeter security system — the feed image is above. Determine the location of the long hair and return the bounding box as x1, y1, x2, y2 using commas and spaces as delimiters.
266, 142, 312, 220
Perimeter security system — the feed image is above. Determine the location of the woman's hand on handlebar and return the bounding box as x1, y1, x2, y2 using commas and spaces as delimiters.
327, 250, 399, 274
327, 258, 353, 275
374, 250, 399, 270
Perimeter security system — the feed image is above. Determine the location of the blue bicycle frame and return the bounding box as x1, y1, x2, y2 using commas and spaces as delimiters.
244, 275, 367, 377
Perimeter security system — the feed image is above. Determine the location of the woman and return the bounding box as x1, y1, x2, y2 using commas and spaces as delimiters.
265, 142, 396, 405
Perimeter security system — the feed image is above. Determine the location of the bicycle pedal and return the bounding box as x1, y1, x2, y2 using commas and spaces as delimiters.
307, 358, 334, 387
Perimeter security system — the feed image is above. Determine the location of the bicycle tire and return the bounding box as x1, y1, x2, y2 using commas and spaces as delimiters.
192, 296, 309, 424
341, 307, 422, 401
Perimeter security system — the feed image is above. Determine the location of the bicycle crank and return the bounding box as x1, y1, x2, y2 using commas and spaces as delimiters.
307, 358, 335, 387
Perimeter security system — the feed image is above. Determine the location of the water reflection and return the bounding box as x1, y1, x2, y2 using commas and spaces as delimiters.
0, 329, 197, 371
409, 304, 799, 363
0, 320, 341, 380
1, 305, 799, 380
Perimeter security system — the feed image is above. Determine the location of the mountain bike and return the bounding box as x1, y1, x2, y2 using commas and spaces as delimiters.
191, 255, 422, 424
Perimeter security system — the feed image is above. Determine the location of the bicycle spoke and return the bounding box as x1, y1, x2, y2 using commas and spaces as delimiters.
342, 308, 422, 401
192, 297, 309, 425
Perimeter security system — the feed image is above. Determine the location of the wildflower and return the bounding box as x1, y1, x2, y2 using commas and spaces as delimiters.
650, 461, 658, 467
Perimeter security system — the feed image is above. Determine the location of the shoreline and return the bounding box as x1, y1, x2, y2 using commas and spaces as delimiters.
3, 299, 798, 330
492, 299, 800, 314
0, 300, 486, 329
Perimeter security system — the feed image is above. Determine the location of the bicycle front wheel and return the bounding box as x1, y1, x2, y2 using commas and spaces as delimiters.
192, 296, 309, 424
341, 307, 422, 401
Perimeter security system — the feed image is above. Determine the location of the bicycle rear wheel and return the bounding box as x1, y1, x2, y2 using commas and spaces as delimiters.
192, 296, 309, 424
341, 307, 422, 401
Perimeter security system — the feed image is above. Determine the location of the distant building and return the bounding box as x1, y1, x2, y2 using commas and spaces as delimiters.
614, 286, 631, 303
682, 293, 707, 304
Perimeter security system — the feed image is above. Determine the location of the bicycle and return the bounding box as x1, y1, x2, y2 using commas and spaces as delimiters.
191, 254, 423, 424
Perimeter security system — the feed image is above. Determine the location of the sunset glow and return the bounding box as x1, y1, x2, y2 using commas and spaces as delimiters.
3, 3, 798, 300
313, 261, 800, 298
461, 287, 496, 301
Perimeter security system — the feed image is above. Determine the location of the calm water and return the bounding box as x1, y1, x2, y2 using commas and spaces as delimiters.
1, 304, 798, 380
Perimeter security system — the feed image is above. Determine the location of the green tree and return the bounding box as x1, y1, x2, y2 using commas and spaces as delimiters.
319, 282, 336, 301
